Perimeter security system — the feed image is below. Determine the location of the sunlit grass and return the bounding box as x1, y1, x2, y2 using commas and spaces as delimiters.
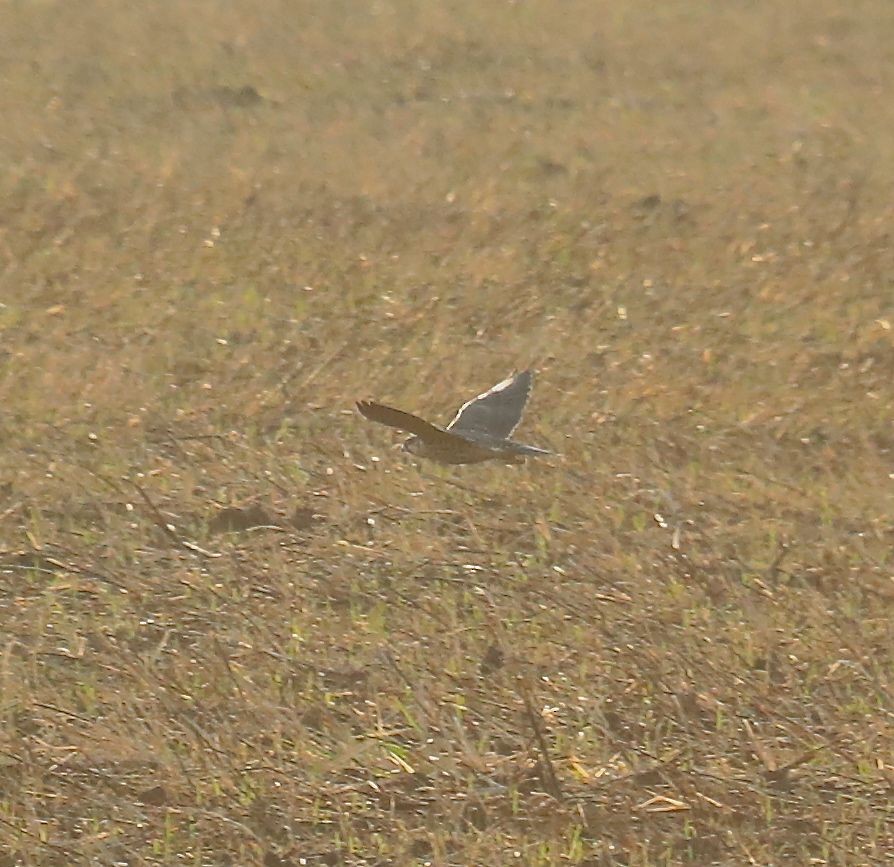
1, 0, 892, 863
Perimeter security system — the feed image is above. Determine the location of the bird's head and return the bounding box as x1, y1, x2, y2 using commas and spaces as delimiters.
400, 435, 424, 456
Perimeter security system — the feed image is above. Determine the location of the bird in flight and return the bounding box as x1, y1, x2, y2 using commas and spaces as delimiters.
356, 370, 552, 465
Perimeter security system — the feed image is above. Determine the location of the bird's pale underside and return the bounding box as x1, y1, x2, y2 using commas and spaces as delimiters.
356, 370, 552, 465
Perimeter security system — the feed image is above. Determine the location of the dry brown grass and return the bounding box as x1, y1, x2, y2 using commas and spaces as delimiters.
1, 1, 893, 864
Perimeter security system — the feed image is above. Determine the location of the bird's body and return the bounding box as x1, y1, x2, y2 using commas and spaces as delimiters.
356, 370, 551, 465
402, 428, 550, 465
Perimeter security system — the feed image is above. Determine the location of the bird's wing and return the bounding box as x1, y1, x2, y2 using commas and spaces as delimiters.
356, 401, 461, 446
447, 370, 534, 438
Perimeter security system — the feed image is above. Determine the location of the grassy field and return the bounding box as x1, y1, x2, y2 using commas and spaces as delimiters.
1, 1, 893, 864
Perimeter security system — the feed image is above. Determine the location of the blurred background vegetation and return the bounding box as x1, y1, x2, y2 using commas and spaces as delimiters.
0, 1, 892, 864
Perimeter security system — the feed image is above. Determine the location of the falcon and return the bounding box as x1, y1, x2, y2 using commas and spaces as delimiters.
356, 370, 552, 465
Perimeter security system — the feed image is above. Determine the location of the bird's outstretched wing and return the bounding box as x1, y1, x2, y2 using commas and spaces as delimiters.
447, 370, 533, 439
356, 401, 461, 447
